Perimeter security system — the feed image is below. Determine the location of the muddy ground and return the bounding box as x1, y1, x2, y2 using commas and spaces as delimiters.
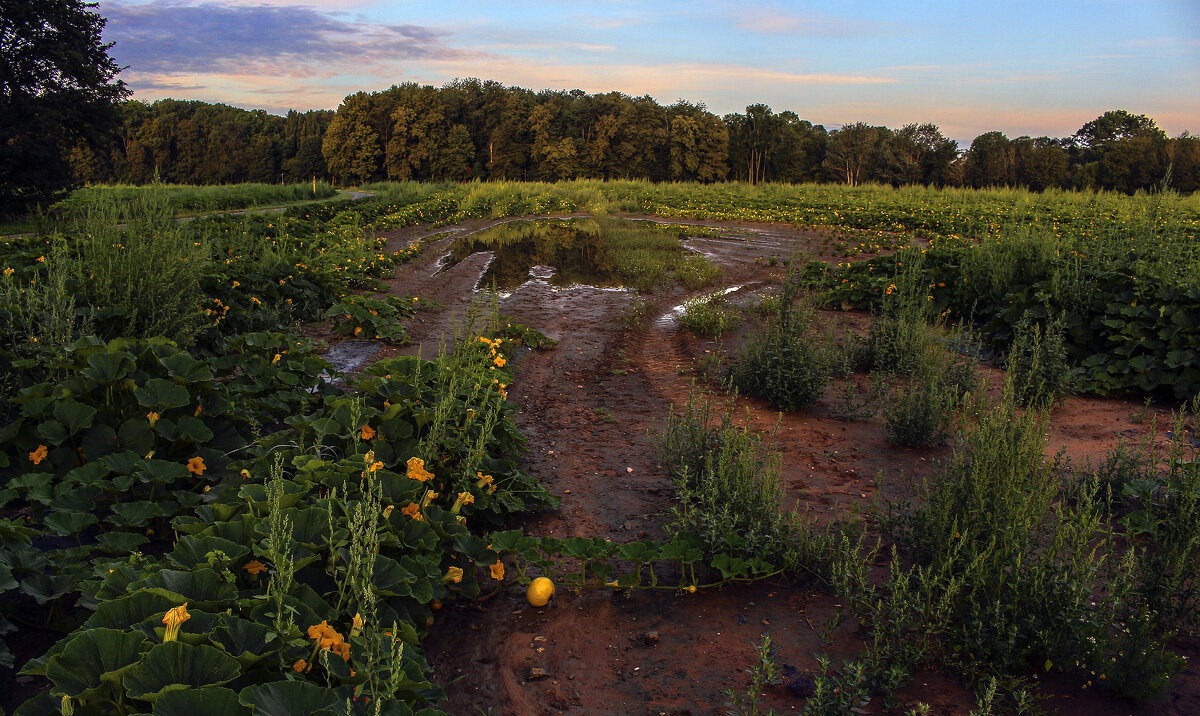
353, 215, 1198, 716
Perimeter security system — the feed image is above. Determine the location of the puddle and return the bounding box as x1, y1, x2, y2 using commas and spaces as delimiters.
443, 219, 616, 291
321, 340, 382, 380
440, 218, 734, 292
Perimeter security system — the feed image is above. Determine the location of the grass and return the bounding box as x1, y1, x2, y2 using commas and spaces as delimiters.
0, 182, 343, 235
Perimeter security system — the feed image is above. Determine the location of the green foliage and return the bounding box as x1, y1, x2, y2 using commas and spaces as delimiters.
325, 294, 417, 343
731, 276, 834, 411
679, 296, 741, 337
655, 397, 792, 564
11, 319, 548, 714
1003, 311, 1072, 408
724, 636, 783, 716
882, 352, 975, 448
60, 186, 210, 346
0, 0, 129, 216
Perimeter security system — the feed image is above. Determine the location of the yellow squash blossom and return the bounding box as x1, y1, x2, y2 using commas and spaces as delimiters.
406, 456, 434, 482
292, 659, 309, 673
28, 445, 48, 465
306, 620, 351, 661
489, 560, 505, 581
243, 560, 267, 576
444, 566, 464, 584
162, 603, 190, 642
146, 411, 159, 426
186, 456, 206, 475
400, 502, 423, 520
361, 424, 376, 440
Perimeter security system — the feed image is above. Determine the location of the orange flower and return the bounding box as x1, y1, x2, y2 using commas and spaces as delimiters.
351, 613, 364, 637
162, 603, 190, 642
361, 424, 376, 440
306, 620, 351, 661
493, 355, 507, 368
406, 456, 434, 482
489, 561, 505, 581
400, 502, 423, 520
146, 411, 159, 426
186, 456, 206, 475
29, 445, 48, 465
243, 560, 267, 576
292, 659, 309, 673
444, 566, 464, 584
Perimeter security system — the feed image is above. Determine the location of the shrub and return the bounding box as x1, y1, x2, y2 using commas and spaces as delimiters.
651, 394, 795, 564
731, 273, 833, 411
679, 296, 741, 337
1003, 311, 1072, 408
883, 347, 978, 448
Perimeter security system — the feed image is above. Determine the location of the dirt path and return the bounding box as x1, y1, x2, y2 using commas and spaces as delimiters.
364, 215, 1197, 716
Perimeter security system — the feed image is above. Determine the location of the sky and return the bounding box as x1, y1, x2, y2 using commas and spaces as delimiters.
97, 0, 1200, 144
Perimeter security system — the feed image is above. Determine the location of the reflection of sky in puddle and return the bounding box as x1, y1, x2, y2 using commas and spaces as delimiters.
447, 219, 619, 291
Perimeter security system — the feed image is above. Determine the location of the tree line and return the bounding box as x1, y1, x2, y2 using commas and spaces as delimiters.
72, 81, 1200, 194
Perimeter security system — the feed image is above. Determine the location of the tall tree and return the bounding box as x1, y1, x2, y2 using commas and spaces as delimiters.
964, 131, 1013, 188
1, 0, 129, 215
322, 93, 381, 185
667, 101, 728, 182
823, 122, 887, 186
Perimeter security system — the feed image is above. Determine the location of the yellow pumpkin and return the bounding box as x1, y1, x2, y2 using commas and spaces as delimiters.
526, 577, 555, 607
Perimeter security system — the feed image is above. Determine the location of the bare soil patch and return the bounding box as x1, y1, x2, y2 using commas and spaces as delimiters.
358, 215, 1198, 715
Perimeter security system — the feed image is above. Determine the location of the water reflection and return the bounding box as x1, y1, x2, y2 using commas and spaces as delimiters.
447, 219, 618, 290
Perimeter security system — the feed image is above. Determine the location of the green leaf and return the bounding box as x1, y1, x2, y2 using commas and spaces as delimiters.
96, 531, 150, 553
53, 400, 97, 436
139, 568, 237, 606
36, 419, 68, 445
80, 423, 119, 461
211, 615, 273, 667
0, 564, 16, 592
238, 680, 341, 716
50, 483, 103, 512
154, 686, 250, 716
176, 415, 213, 443
85, 591, 184, 629
135, 378, 191, 410
125, 641, 242, 702
46, 628, 150, 700
137, 458, 190, 483
110, 501, 165, 527
82, 351, 134, 382
42, 510, 99, 536
168, 535, 249, 569
20, 574, 76, 604
161, 352, 214, 383
118, 418, 156, 456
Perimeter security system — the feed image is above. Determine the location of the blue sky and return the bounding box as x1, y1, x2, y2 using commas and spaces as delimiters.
98, 0, 1200, 143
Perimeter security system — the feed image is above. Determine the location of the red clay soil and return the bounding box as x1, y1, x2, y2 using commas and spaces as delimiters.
362, 216, 1198, 716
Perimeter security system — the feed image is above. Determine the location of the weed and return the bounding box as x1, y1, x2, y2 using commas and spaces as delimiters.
882, 348, 977, 448
724, 635, 783, 716
731, 270, 834, 411
680, 296, 741, 337
1003, 311, 1072, 408
623, 291, 655, 332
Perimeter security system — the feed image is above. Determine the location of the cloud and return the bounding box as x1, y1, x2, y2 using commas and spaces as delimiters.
100, 0, 468, 76
734, 5, 891, 38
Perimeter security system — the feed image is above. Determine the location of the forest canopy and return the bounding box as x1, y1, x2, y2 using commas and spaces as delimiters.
70, 79, 1200, 195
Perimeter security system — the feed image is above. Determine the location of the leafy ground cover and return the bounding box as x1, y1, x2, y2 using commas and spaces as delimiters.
1, 180, 1197, 715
